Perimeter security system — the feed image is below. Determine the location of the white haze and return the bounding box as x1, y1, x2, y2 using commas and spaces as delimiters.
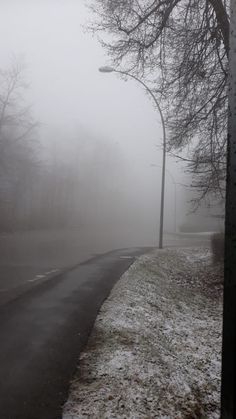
0, 0, 199, 260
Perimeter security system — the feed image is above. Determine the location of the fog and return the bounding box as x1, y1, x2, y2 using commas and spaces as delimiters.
0, 0, 216, 272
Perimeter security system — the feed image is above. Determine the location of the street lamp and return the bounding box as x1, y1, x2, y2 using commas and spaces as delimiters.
99, 66, 166, 249
165, 170, 177, 234
150, 165, 177, 233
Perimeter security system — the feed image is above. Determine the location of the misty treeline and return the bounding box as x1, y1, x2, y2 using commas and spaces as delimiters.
90, 0, 229, 206
0, 62, 126, 233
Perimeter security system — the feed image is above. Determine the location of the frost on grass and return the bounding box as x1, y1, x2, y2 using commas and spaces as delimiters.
63, 248, 223, 419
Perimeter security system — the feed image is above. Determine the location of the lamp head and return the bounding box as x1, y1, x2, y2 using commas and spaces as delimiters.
98, 66, 115, 73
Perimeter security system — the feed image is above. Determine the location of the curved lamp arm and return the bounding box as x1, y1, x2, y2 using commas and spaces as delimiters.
99, 66, 166, 248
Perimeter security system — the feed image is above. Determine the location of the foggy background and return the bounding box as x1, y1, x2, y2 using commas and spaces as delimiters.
0, 0, 222, 271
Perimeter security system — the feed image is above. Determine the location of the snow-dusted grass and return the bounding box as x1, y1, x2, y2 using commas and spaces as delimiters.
63, 248, 223, 419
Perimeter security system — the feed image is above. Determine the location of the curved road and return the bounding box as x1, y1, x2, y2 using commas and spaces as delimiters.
0, 247, 148, 419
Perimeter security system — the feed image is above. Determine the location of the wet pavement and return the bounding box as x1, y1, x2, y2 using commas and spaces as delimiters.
0, 247, 148, 419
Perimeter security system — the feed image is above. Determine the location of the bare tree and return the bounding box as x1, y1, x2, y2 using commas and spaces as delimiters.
0, 60, 38, 230
89, 0, 229, 204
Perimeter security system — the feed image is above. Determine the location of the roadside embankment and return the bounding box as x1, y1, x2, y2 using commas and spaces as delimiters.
63, 247, 223, 419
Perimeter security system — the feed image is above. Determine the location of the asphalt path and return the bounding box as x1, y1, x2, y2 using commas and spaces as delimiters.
0, 247, 149, 419
0, 230, 211, 307
0, 228, 154, 306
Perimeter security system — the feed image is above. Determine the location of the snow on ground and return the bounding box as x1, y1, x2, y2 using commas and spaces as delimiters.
63, 247, 223, 419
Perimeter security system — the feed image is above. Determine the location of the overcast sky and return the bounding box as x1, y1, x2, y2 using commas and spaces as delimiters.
0, 0, 189, 233
0, 1, 178, 160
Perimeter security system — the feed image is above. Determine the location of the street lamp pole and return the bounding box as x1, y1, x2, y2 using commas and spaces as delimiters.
99, 66, 166, 249
150, 165, 177, 234
164, 169, 177, 234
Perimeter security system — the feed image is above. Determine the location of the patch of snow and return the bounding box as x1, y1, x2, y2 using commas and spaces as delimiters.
63, 247, 223, 418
